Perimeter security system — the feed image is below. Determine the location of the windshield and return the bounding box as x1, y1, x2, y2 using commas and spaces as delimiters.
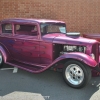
40, 23, 67, 35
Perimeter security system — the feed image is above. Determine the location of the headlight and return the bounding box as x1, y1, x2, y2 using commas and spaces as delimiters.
63, 45, 86, 53
90, 53, 95, 59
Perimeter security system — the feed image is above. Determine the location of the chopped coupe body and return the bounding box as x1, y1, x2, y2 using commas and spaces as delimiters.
0, 18, 100, 88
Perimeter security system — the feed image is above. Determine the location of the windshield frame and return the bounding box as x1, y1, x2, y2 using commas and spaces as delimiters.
40, 22, 67, 35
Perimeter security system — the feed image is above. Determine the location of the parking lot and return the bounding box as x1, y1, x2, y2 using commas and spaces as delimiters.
0, 64, 100, 100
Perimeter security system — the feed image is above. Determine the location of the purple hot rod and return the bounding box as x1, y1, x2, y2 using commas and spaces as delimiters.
0, 18, 100, 88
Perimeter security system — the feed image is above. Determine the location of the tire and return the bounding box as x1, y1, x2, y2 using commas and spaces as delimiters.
0, 53, 4, 69
63, 60, 91, 89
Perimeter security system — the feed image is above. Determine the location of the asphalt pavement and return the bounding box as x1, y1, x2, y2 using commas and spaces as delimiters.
0, 64, 100, 100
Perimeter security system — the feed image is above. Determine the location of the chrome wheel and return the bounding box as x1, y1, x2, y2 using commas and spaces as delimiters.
63, 60, 91, 88
0, 53, 2, 64
65, 64, 84, 85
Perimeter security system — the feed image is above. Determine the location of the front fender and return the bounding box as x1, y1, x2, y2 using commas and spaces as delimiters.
49, 52, 97, 68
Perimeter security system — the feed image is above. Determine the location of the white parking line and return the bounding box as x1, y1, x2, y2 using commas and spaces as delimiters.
13, 67, 18, 73
1, 68, 14, 70
1, 67, 18, 73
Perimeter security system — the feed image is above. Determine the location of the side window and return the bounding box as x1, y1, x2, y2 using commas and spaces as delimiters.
2, 23, 12, 33
15, 24, 38, 36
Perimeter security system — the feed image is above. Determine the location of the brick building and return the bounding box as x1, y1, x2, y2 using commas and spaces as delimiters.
0, 0, 100, 34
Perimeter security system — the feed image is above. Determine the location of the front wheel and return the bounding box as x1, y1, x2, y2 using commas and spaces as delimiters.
63, 60, 91, 89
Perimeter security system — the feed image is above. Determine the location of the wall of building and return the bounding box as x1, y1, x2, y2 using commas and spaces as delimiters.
0, 0, 100, 34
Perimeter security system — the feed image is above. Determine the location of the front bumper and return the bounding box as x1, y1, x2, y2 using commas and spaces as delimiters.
92, 56, 100, 77
92, 56, 100, 76
93, 65, 100, 72
93, 56, 100, 72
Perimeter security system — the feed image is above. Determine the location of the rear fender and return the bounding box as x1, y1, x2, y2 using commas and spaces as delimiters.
49, 52, 97, 68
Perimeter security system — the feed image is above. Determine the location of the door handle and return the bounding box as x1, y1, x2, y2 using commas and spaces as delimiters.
14, 39, 16, 41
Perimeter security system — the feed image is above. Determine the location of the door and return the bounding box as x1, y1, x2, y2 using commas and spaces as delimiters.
11, 24, 40, 64
12, 37, 40, 64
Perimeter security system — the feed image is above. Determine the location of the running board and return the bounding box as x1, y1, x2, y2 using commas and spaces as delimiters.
6, 60, 47, 73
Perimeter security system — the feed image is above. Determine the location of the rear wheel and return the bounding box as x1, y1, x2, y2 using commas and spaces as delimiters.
0, 53, 4, 68
63, 60, 91, 89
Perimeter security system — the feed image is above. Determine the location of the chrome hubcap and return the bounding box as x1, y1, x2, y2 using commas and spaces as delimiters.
0, 53, 2, 64
65, 64, 84, 85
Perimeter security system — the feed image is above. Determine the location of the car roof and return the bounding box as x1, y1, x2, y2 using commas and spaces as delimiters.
1, 18, 65, 24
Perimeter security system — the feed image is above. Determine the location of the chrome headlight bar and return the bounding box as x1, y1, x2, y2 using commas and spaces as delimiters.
63, 45, 86, 53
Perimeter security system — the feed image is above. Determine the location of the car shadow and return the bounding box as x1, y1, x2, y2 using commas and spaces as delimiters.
0, 64, 100, 100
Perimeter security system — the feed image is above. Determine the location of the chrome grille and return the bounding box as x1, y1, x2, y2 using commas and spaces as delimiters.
92, 43, 99, 63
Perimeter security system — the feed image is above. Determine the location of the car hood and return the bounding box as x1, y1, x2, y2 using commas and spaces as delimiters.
42, 33, 97, 45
